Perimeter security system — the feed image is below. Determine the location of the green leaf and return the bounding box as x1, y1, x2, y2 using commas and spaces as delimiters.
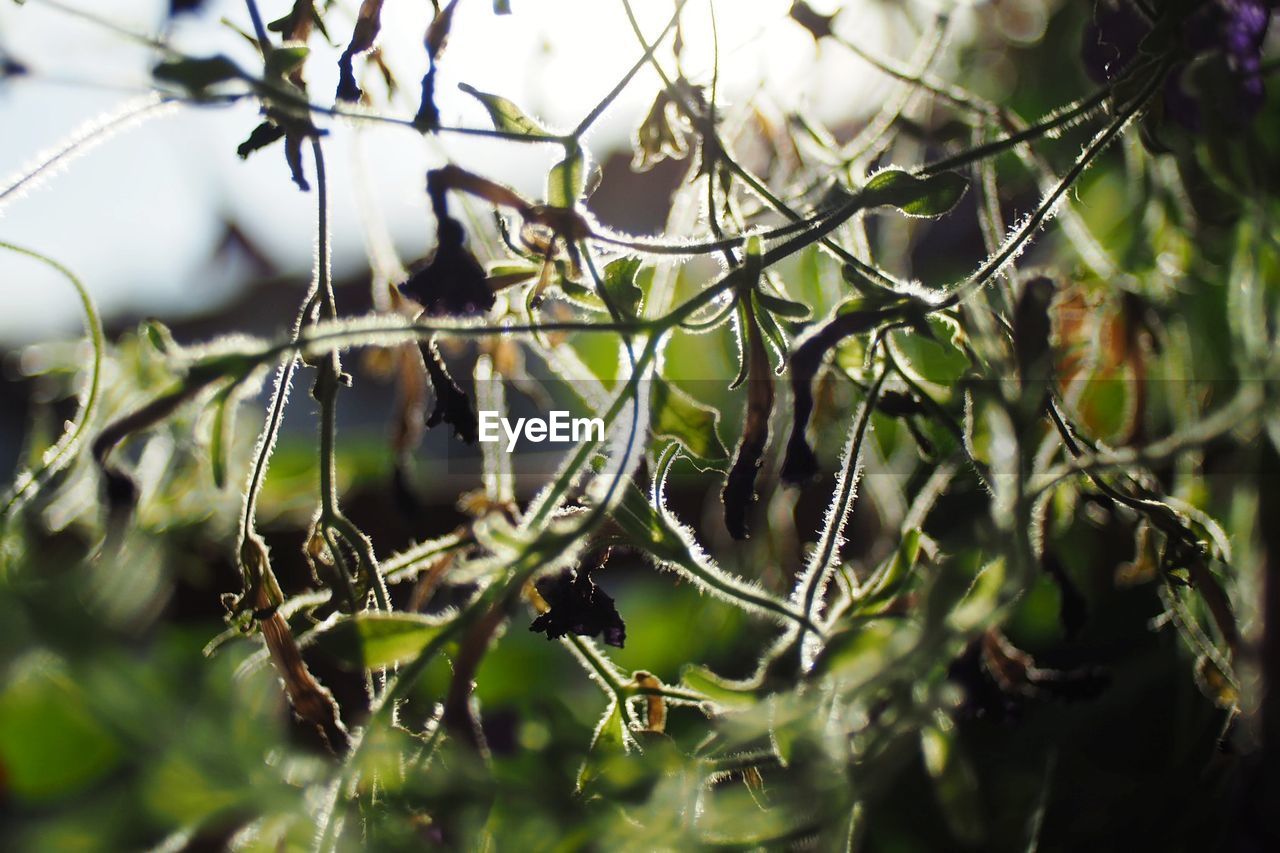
265, 44, 309, 78
860, 168, 968, 217
0, 659, 122, 803
856, 528, 924, 611
921, 718, 986, 846
948, 559, 1006, 634
600, 256, 644, 319
547, 142, 585, 208
310, 613, 452, 669
458, 82, 548, 136
809, 618, 918, 685
754, 289, 811, 320
208, 387, 235, 489
493, 0, 512, 12
893, 315, 970, 387
650, 376, 729, 468
153, 55, 244, 94
680, 665, 756, 709
611, 468, 692, 566
577, 699, 634, 791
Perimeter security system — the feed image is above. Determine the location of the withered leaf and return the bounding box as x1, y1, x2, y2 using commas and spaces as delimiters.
781, 306, 893, 483
336, 0, 384, 102
421, 339, 478, 444
529, 567, 626, 648
723, 297, 774, 539
789, 1, 836, 42
236, 120, 286, 159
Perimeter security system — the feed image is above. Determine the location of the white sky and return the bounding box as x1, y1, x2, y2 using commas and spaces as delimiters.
0, 0, 940, 343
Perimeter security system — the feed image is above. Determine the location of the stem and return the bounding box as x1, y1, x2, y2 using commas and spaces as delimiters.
0, 244, 104, 523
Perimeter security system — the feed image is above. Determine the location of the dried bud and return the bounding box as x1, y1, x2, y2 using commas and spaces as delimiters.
399, 217, 495, 317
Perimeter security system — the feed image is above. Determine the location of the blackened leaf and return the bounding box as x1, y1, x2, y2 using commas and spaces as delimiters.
399, 217, 494, 316
1013, 276, 1056, 415
650, 376, 729, 469
860, 168, 968, 218
153, 55, 243, 95
530, 568, 626, 647
268, 0, 328, 42
167, 0, 207, 17
236, 120, 286, 158
876, 389, 927, 418
781, 305, 894, 483
421, 339, 478, 443
2, 56, 28, 78
459, 82, 549, 136
414, 66, 441, 132
426, 0, 460, 61
284, 131, 309, 190
336, 0, 383, 101
723, 297, 774, 538
789, 1, 835, 42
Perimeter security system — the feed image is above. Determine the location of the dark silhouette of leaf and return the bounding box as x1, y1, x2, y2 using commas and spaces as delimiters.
789, 1, 836, 42
336, 0, 384, 102
529, 566, 626, 647
236, 121, 286, 159
153, 55, 243, 95
781, 303, 895, 483
421, 339, 478, 444
723, 297, 774, 538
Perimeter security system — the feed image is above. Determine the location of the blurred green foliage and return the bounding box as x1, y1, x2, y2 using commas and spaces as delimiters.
4, 0, 1280, 850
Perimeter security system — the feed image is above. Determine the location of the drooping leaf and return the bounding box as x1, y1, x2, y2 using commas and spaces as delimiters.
859, 168, 969, 218
650, 376, 729, 468
336, 0, 383, 101
236, 120, 286, 159
414, 66, 440, 132
265, 44, 309, 80
680, 665, 756, 709
311, 612, 451, 669
459, 82, 549, 136
207, 386, 235, 489
421, 339, 479, 443
153, 55, 243, 95
600, 256, 644, 319
547, 142, 585, 208
789, 0, 836, 42
755, 289, 811, 320
426, 0, 460, 61
723, 294, 774, 538
1013, 276, 1056, 416
781, 302, 898, 483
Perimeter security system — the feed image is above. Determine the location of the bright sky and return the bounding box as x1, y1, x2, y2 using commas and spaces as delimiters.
0, 0, 936, 343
